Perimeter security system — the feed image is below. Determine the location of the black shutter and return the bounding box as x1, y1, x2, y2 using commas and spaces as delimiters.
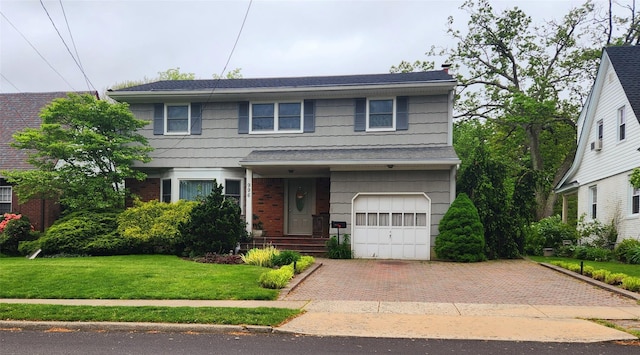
396, 96, 408, 131
238, 101, 249, 134
153, 103, 164, 135
354, 98, 366, 132
303, 100, 315, 133
191, 103, 202, 135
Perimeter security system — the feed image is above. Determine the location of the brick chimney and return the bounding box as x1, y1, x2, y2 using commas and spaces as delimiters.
441, 63, 452, 74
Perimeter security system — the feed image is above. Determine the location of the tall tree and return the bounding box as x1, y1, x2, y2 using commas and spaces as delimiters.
395, 0, 603, 219
2, 94, 152, 211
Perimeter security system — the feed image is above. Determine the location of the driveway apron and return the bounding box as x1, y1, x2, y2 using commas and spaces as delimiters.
282, 259, 637, 306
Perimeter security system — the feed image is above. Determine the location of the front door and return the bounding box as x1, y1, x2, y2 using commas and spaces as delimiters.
287, 179, 314, 235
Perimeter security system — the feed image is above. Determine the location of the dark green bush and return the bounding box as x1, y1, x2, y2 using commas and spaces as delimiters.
178, 180, 248, 256
18, 239, 41, 256
614, 239, 640, 263
435, 193, 486, 262
526, 215, 577, 255
627, 245, 640, 264
574, 246, 612, 261
118, 199, 197, 254
39, 210, 127, 255
273, 250, 301, 267
327, 234, 352, 259
0, 216, 35, 256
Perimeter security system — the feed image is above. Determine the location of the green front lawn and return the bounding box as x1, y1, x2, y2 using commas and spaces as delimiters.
0, 304, 300, 326
529, 256, 640, 278
0, 255, 279, 300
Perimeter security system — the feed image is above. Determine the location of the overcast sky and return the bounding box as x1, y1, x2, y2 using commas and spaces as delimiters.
1, 0, 599, 94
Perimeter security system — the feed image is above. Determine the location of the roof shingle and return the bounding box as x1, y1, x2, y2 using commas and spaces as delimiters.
606, 46, 640, 121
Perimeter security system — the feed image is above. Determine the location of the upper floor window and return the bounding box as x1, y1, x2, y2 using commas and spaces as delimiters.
166, 104, 189, 133
0, 185, 11, 214
593, 120, 604, 151
367, 98, 395, 130
618, 106, 626, 141
154, 103, 202, 136
632, 185, 640, 215
250, 102, 302, 133
589, 185, 598, 219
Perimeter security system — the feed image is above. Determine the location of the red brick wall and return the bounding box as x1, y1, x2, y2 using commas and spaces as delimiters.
11, 193, 60, 232
316, 177, 330, 214
252, 178, 284, 236
126, 178, 161, 207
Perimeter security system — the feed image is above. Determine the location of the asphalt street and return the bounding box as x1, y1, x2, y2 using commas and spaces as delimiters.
1, 330, 638, 355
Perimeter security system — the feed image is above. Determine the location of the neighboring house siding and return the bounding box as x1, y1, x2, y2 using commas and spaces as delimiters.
130, 95, 450, 169
576, 172, 640, 240
329, 170, 452, 245
571, 64, 640, 186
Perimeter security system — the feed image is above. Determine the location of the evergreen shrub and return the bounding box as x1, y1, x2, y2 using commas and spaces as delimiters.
435, 193, 486, 262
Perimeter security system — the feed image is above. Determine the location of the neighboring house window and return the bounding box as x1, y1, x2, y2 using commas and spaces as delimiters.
618, 106, 626, 141
179, 180, 214, 201
367, 98, 395, 130
632, 185, 640, 215
153, 103, 202, 136
161, 179, 172, 203
594, 119, 603, 150
589, 186, 598, 219
0, 186, 11, 214
250, 102, 303, 133
224, 179, 241, 203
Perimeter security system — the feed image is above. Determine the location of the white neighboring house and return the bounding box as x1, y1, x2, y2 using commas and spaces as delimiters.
556, 46, 640, 242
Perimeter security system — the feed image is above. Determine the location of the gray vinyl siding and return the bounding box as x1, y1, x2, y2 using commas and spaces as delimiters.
130, 95, 450, 168
329, 170, 452, 245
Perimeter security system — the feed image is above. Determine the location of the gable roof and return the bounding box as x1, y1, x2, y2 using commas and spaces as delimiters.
112, 71, 454, 92
606, 46, 640, 122
0, 92, 96, 174
555, 46, 639, 192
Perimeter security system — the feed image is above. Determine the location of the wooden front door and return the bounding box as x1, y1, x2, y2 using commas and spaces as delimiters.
287, 179, 314, 235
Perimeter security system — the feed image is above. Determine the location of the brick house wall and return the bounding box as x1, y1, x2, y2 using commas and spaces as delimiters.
126, 178, 161, 207
252, 178, 284, 236
11, 193, 60, 232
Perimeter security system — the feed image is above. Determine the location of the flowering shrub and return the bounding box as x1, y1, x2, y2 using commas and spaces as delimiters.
0, 213, 23, 234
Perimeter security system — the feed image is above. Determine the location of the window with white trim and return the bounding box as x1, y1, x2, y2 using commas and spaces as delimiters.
250, 102, 302, 133
632, 185, 640, 215
179, 180, 213, 201
166, 104, 190, 134
618, 106, 626, 141
0, 186, 11, 214
589, 186, 598, 219
367, 98, 395, 131
224, 179, 241, 203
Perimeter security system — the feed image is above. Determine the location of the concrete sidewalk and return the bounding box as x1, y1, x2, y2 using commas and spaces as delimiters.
1, 298, 639, 342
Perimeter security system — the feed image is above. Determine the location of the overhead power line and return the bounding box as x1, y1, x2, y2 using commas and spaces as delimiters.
0, 11, 76, 91
59, 0, 90, 90
39, 0, 96, 91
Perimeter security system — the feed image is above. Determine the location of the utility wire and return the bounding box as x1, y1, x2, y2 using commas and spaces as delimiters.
39, 0, 96, 91
1, 73, 21, 92
59, 0, 90, 90
0, 11, 76, 91
153, 0, 253, 156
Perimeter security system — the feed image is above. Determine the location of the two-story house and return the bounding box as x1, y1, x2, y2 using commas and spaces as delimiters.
108, 71, 460, 260
556, 46, 640, 242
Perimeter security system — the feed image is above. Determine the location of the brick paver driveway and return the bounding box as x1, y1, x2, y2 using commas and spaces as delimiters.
283, 259, 637, 306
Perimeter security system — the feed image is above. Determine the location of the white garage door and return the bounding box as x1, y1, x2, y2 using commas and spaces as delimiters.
352, 193, 430, 260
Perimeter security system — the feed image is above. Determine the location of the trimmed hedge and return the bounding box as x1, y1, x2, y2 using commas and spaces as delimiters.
435, 193, 486, 262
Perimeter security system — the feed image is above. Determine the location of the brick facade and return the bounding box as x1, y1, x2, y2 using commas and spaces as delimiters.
11, 193, 60, 232
252, 178, 285, 237
316, 177, 330, 214
126, 178, 161, 206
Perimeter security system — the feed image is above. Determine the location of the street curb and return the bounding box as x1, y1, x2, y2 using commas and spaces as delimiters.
278, 261, 323, 300
0, 320, 274, 334
538, 262, 640, 302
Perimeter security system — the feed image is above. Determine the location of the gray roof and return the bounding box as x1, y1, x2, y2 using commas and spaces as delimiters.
606, 46, 640, 122
112, 71, 454, 92
240, 146, 460, 166
0, 92, 96, 174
